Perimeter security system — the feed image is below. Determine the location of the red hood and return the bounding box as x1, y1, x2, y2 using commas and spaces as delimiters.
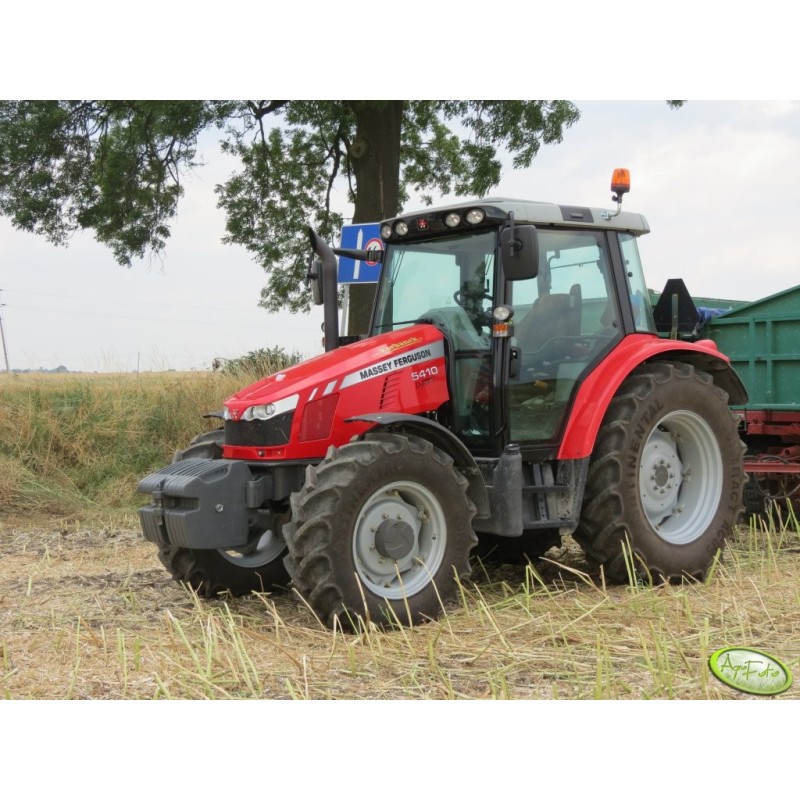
224, 324, 445, 417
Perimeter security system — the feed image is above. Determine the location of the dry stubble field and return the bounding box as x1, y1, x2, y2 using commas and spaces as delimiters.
2, 509, 799, 701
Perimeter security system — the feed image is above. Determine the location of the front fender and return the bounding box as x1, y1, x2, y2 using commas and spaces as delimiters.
558, 335, 747, 460
347, 412, 490, 518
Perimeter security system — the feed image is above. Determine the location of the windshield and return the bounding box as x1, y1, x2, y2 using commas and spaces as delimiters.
372, 230, 497, 450
372, 230, 496, 346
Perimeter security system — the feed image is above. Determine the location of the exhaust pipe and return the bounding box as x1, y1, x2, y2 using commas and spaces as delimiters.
307, 228, 341, 352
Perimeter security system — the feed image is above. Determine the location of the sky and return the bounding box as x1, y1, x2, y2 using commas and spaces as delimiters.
2, 98, 799, 372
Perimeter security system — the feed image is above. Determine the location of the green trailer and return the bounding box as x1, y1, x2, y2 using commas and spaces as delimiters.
652, 280, 800, 515
705, 285, 800, 410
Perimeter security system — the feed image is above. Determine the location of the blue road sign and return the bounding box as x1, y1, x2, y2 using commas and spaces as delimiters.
338, 223, 383, 284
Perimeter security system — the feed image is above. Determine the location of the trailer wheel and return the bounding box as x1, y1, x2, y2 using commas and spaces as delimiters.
283, 433, 477, 629
156, 430, 289, 596
574, 362, 744, 583
743, 475, 767, 519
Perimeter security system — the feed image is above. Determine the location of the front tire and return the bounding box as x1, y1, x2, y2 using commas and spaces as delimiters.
283, 433, 477, 629
157, 430, 290, 596
574, 362, 744, 583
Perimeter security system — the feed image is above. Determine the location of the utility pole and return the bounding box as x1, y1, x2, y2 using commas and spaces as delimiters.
0, 289, 10, 372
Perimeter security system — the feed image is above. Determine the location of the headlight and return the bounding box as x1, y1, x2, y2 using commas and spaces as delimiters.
243, 403, 276, 421
493, 305, 513, 322
465, 208, 485, 225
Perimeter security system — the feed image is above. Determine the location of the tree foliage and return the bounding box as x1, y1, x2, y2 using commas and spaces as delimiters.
0, 100, 582, 313
216, 345, 303, 378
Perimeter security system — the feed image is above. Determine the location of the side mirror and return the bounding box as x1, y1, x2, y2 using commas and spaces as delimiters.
501, 224, 539, 281
306, 256, 324, 306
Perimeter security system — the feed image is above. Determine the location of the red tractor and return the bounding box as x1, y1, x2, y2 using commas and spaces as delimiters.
138, 170, 746, 629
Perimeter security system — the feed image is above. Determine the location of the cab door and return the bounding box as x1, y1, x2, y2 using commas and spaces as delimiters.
507, 229, 623, 446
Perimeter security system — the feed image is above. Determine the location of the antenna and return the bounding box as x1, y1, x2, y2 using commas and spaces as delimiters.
0, 290, 10, 372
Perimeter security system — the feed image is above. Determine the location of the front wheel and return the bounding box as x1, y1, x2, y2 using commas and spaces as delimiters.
574, 362, 744, 583
283, 433, 477, 629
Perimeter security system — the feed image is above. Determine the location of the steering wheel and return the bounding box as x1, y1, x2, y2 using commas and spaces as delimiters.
453, 289, 492, 307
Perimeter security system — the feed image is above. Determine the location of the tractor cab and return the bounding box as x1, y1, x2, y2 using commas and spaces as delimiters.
370, 195, 656, 458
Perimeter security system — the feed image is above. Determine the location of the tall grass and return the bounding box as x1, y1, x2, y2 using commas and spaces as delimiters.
0, 369, 271, 516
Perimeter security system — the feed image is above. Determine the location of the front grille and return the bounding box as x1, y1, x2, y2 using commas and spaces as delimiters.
225, 412, 294, 447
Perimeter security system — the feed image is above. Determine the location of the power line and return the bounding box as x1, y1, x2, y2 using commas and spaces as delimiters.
0, 289, 10, 371
4, 302, 278, 330
2, 286, 267, 315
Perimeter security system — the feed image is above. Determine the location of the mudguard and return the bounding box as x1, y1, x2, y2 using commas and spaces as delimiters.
558, 334, 748, 460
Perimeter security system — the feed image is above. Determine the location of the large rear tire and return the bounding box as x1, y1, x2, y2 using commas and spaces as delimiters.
283, 433, 477, 629
574, 362, 744, 583
156, 430, 289, 596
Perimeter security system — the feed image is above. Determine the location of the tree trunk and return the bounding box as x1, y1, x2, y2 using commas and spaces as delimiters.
346, 101, 404, 335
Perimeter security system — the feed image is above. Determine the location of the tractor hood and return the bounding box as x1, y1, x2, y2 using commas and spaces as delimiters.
222, 324, 451, 460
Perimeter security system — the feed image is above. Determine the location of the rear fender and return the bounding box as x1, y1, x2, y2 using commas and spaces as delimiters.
558, 335, 748, 460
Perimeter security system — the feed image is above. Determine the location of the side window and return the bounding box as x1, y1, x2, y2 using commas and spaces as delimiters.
508, 229, 622, 444
512, 229, 619, 343
619, 233, 657, 333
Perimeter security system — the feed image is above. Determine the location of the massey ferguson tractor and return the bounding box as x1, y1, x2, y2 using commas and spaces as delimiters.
138, 170, 746, 629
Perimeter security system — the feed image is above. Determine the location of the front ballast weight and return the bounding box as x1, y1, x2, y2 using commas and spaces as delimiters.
139, 458, 253, 550
139, 430, 296, 598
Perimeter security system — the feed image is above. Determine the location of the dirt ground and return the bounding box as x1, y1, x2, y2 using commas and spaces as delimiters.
0, 515, 320, 698
2, 511, 799, 701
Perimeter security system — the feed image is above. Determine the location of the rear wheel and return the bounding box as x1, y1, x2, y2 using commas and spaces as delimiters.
574, 362, 744, 583
283, 433, 477, 629
156, 430, 289, 596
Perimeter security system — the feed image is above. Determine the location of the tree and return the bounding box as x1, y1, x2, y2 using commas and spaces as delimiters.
0, 100, 581, 332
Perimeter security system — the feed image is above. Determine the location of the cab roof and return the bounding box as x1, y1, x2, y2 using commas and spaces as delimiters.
381, 196, 650, 238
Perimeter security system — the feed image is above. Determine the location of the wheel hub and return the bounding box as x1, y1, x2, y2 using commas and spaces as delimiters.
353, 480, 447, 600
653, 463, 670, 488
641, 428, 683, 522
639, 411, 723, 544
375, 519, 416, 560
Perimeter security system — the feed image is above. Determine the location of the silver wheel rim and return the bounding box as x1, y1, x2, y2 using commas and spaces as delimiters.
639, 409, 723, 544
219, 529, 285, 568
353, 480, 447, 600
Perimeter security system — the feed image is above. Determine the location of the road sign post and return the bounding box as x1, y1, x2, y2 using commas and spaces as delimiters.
337, 223, 383, 284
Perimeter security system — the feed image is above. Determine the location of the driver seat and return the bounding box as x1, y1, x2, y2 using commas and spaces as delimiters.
515, 283, 582, 353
